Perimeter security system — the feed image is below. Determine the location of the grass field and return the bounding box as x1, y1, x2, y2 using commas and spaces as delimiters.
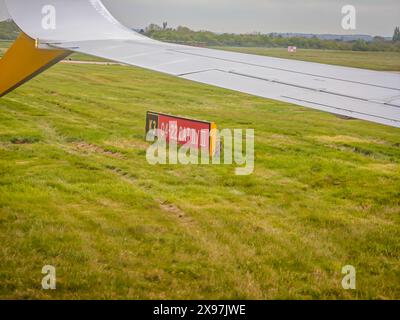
213, 47, 400, 71
0, 43, 399, 299
0, 40, 12, 57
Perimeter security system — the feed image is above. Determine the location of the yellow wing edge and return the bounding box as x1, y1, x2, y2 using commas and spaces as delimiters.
0, 33, 70, 97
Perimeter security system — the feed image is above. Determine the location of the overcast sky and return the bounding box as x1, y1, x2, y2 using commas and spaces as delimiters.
1, 0, 399, 36
0, 1, 7, 21
103, 0, 399, 36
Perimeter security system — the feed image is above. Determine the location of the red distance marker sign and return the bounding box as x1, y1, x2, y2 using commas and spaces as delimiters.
146, 112, 217, 156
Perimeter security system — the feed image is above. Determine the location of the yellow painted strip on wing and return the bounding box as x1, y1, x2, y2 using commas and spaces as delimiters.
0, 32, 70, 97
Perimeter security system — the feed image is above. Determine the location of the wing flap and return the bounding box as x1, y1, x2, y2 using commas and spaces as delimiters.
182, 69, 400, 126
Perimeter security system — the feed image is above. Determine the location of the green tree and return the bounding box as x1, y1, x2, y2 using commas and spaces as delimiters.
352, 39, 368, 51
144, 24, 399, 52
393, 26, 400, 42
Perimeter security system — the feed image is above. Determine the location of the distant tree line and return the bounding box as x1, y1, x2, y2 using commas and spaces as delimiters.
145, 24, 400, 52
1, 19, 400, 52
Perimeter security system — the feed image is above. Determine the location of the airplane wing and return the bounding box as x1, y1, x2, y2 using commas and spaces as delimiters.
3, 0, 400, 128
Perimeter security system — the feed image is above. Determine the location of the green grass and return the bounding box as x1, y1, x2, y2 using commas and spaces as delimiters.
0, 62, 399, 300
212, 47, 400, 71
0, 40, 12, 57
64, 52, 111, 63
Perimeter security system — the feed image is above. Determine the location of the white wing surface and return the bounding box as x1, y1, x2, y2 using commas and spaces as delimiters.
5, 0, 400, 127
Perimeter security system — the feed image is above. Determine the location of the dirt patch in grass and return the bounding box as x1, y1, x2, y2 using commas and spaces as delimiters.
157, 200, 196, 226
71, 142, 125, 159
10, 137, 40, 145
104, 138, 148, 151
363, 163, 399, 174
105, 165, 137, 184
315, 135, 386, 145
